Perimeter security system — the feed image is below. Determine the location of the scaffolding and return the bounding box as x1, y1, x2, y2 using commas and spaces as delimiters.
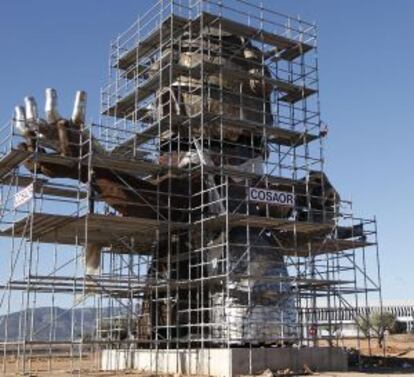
0, 0, 382, 375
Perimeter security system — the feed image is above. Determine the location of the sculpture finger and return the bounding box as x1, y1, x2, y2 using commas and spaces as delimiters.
25, 94, 50, 140
70, 90, 106, 155
45, 88, 60, 123
14, 106, 27, 136
24, 90, 57, 149
15, 104, 36, 151
24, 96, 41, 150
71, 90, 87, 127
24, 96, 38, 126
42, 88, 70, 156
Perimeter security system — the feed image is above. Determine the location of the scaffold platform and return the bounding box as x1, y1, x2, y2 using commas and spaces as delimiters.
0, 212, 187, 246
117, 12, 313, 71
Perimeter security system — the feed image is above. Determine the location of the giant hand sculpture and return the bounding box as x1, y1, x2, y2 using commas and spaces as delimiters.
13, 89, 187, 275
15, 89, 88, 160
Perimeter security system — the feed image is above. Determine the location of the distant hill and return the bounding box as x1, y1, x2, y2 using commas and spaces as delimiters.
0, 307, 125, 341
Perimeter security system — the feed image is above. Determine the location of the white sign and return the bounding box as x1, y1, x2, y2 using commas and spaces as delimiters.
249, 187, 295, 207
14, 184, 34, 208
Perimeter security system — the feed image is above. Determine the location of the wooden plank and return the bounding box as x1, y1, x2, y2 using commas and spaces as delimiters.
278, 43, 313, 61
117, 15, 189, 70
34, 152, 179, 177
199, 213, 332, 235
217, 115, 318, 146
0, 150, 286, 185
201, 12, 313, 60
116, 12, 313, 72
202, 60, 317, 102
0, 149, 31, 178
203, 166, 299, 186
103, 63, 199, 117
6, 275, 146, 296
0, 151, 324, 198
91, 154, 182, 176
304, 238, 375, 254
1, 174, 40, 186
104, 60, 316, 118
279, 86, 316, 103
0, 212, 369, 257
0, 175, 86, 199
0, 212, 187, 247
199, 214, 372, 256
117, 112, 318, 148
103, 64, 173, 117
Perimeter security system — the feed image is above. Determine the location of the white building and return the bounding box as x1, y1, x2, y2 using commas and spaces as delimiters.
315, 300, 414, 337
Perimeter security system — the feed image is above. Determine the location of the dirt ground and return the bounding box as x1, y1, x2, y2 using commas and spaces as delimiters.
1, 335, 414, 377
320, 373, 414, 377
323, 336, 414, 376
335, 335, 414, 358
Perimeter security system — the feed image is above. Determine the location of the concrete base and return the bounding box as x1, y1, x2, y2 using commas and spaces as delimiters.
101, 347, 348, 377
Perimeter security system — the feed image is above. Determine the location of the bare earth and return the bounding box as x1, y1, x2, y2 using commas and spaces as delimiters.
314, 371, 414, 377
2, 336, 413, 377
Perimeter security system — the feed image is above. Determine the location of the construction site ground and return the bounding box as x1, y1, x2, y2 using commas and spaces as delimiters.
1, 336, 413, 377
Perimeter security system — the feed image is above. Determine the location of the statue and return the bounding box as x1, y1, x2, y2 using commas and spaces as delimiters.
12, 26, 340, 345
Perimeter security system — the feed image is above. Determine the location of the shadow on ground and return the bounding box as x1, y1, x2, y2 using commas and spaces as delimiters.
349, 351, 414, 375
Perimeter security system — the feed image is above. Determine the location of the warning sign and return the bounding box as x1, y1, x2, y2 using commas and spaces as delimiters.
14, 184, 34, 208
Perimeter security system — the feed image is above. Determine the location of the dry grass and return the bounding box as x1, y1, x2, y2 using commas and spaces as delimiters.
0, 354, 153, 377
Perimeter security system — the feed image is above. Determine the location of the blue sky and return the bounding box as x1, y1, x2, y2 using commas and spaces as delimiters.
0, 0, 412, 302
